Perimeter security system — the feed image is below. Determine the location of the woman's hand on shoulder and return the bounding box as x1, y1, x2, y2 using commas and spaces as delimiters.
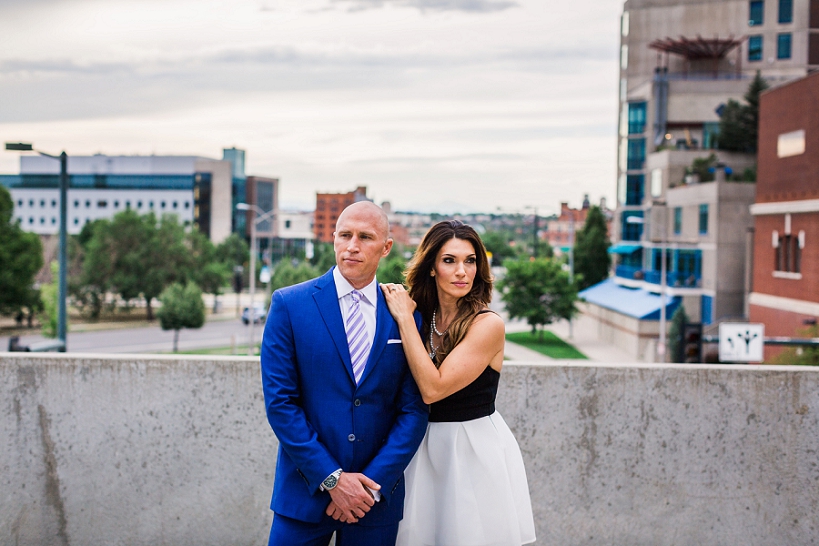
380, 283, 416, 322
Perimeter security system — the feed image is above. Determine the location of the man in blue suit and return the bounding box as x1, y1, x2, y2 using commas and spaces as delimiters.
261, 201, 428, 546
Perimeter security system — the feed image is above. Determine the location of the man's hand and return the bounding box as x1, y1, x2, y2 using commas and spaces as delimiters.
324, 472, 381, 523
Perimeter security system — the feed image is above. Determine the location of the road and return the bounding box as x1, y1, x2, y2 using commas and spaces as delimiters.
1, 315, 261, 354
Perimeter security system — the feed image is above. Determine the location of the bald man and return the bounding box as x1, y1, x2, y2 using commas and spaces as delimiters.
261, 202, 428, 546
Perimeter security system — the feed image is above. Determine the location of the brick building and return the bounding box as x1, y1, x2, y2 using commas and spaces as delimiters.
313, 186, 368, 243
749, 71, 819, 360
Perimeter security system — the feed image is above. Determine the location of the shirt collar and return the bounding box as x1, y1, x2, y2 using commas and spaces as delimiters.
332, 266, 378, 306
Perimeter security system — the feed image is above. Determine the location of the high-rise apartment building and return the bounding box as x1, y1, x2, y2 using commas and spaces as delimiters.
587, 0, 818, 360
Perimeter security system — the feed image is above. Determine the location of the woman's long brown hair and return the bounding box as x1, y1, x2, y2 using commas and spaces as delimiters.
404, 220, 493, 367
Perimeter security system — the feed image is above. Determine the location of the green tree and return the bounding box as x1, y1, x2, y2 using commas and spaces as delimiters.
718, 71, 768, 153
215, 232, 250, 268
187, 229, 229, 312
499, 258, 578, 335
39, 261, 60, 338
138, 213, 191, 320
71, 219, 110, 319
310, 241, 337, 273
0, 185, 44, 318
573, 206, 611, 290
377, 249, 408, 285
157, 281, 206, 352
270, 260, 321, 292
667, 306, 690, 363
685, 153, 719, 184
482, 230, 519, 266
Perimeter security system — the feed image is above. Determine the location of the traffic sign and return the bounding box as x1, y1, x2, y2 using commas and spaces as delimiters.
719, 323, 764, 362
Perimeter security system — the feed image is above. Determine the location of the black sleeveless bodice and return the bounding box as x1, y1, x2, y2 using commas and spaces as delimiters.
428, 310, 500, 423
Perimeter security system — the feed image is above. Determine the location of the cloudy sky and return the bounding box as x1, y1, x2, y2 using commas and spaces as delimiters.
0, 0, 622, 214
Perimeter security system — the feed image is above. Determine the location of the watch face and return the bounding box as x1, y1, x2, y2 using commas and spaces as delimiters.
324, 475, 338, 489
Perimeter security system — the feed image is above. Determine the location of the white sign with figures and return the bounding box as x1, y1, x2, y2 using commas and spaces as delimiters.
719, 323, 764, 362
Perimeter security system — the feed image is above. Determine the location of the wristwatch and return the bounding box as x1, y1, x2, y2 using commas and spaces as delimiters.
322, 469, 342, 491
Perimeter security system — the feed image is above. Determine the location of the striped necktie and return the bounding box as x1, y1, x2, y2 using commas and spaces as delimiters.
345, 290, 371, 384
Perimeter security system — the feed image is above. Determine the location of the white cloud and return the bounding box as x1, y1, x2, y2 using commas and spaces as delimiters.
0, 0, 622, 213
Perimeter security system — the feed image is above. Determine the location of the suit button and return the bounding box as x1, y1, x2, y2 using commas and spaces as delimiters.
354, 399, 361, 407
348, 434, 356, 442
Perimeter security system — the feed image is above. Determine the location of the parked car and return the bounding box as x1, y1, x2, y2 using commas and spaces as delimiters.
242, 303, 267, 325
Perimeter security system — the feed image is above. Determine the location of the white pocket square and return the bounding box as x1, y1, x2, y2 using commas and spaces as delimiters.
387, 339, 402, 344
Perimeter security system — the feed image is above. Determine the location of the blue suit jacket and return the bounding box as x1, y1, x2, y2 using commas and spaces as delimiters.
260, 268, 428, 526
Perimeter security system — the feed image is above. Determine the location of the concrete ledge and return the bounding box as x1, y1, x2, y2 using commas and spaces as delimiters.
2, 354, 818, 545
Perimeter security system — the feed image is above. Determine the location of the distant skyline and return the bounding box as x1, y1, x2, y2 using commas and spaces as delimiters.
0, 0, 622, 215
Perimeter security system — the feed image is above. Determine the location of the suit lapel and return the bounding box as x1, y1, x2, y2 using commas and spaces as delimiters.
358, 286, 390, 386
312, 269, 356, 384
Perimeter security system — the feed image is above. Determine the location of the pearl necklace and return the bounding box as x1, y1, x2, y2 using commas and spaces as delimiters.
428, 308, 448, 360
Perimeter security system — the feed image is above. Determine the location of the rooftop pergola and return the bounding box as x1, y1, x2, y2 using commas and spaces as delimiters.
649, 35, 746, 77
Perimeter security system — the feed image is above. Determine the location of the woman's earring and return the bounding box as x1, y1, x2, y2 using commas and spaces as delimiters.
431, 271, 435, 277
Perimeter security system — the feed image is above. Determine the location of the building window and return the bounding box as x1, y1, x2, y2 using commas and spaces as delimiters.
621, 212, 643, 241
51, 217, 56, 225
97, 200, 107, 208
51, 199, 57, 207
628, 102, 647, 134
137, 200, 143, 209
620, 45, 629, 70
29, 199, 34, 207
674, 207, 682, 234
126, 200, 131, 209
749, 1, 764, 25
29, 217, 34, 224
748, 35, 763, 61
114, 200, 119, 208
650, 168, 663, 198
626, 138, 646, 170
74, 200, 79, 208
777, 33, 792, 59
161, 201, 166, 209
626, 175, 644, 206
149, 201, 154, 209
85, 200, 91, 208
17, 199, 23, 207
40, 199, 45, 207
698, 204, 709, 234
172, 201, 178, 209
285, 220, 292, 229
775, 233, 801, 273
778, 0, 792, 23
74, 218, 79, 225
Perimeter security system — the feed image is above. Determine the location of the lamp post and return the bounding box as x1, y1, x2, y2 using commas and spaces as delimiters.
5, 142, 68, 351
567, 209, 575, 339
236, 202, 275, 356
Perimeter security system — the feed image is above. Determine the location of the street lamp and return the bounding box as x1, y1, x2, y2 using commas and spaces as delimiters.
6, 142, 68, 351
236, 202, 276, 356
627, 208, 668, 362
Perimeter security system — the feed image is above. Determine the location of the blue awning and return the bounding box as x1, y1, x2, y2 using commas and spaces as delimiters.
580, 278, 679, 320
607, 243, 642, 255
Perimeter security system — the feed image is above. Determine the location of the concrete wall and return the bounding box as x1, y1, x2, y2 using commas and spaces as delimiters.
2, 354, 818, 546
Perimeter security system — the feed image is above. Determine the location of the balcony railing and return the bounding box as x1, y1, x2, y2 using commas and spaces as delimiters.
644, 270, 701, 287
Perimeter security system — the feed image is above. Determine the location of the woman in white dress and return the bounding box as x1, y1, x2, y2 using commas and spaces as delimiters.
381, 220, 536, 546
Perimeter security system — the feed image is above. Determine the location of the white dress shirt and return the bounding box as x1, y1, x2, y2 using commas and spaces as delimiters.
333, 267, 377, 361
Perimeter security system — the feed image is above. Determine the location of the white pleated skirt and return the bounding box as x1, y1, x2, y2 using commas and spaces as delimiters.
396, 411, 536, 546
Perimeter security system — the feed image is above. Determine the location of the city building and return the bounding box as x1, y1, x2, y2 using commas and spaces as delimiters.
2, 148, 253, 244
584, 0, 819, 361
273, 210, 315, 261
314, 186, 369, 243
543, 195, 612, 254
749, 70, 819, 360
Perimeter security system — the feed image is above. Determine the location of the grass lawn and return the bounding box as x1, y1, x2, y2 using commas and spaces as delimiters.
506, 330, 587, 360
165, 345, 259, 356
